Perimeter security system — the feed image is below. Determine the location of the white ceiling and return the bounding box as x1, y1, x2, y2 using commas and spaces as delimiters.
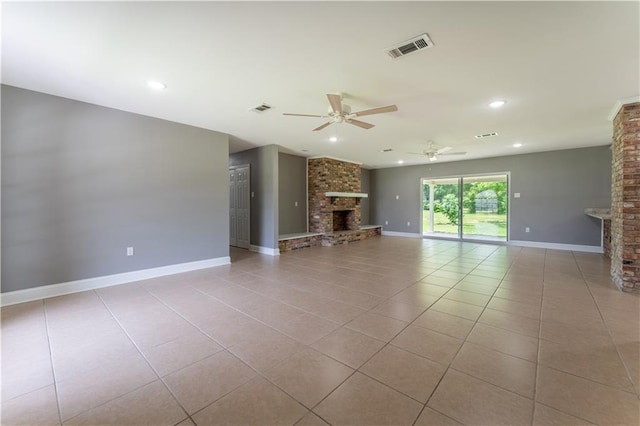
3, 1, 639, 169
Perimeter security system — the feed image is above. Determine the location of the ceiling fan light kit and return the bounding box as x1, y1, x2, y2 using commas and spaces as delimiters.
408, 141, 467, 162
284, 93, 398, 132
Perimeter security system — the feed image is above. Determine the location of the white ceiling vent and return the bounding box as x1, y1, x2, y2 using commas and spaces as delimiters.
386, 34, 434, 59
250, 103, 273, 113
475, 132, 499, 139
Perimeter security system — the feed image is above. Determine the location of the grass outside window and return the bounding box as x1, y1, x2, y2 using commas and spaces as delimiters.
423, 211, 507, 237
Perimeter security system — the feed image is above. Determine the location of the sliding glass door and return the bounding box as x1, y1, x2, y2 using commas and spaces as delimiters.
422, 174, 508, 241
423, 178, 461, 237
461, 175, 508, 241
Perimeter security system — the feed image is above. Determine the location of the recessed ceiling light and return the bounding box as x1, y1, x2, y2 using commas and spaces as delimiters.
397, 160, 404, 164
329, 136, 338, 143
489, 100, 506, 108
147, 81, 167, 90
513, 143, 523, 148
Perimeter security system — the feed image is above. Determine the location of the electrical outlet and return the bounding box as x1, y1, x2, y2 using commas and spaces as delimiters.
525, 227, 530, 233
385, 220, 389, 225
294, 201, 298, 207
396, 195, 400, 200
251, 192, 255, 198
514, 193, 521, 198
127, 247, 134, 256
407, 221, 411, 226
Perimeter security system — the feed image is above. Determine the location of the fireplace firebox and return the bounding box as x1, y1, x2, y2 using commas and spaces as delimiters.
333, 210, 356, 232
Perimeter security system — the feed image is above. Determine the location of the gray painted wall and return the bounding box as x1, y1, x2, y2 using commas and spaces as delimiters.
361, 168, 371, 225
370, 146, 611, 246
278, 153, 307, 235
229, 145, 279, 249
2, 85, 230, 293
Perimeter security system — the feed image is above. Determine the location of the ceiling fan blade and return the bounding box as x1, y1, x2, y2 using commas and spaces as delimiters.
313, 121, 333, 131
436, 146, 453, 154
327, 94, 343, 115
347, 119, 375, 129
353, 104, 398, 117
283, 113, 325, 118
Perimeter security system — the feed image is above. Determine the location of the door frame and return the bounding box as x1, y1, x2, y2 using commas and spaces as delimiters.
420, 171, 511, 242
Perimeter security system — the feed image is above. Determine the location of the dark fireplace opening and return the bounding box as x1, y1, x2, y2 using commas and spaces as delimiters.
333, 210, 355, 232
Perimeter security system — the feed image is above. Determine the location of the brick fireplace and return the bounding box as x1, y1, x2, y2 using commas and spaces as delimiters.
304, 157, 381, 247
308, 157, 362, 234
278, 157, 382, 252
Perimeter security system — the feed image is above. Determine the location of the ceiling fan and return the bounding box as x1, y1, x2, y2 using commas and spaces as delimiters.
408, 141, 466, 162
283, 93, 398, 131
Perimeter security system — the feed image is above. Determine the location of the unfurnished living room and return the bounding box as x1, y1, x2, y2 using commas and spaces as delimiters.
1, 2, 639, 425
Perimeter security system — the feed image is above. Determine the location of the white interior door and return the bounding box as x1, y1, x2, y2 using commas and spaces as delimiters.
229, 165, 250, 249
229, 169, 237, 247
235, 166, 250, 249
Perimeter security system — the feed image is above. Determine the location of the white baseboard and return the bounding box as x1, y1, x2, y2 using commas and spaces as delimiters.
382, 231, 422, 238
0, 256, 231, 307
509, 240, 603, 253
250, 245, 280, 256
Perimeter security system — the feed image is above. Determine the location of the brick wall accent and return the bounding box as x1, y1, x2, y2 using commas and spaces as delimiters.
603, 219, 612, 259
321, 226, 382, 246
308, 158, 362, 233
611, 102, 640, 291
279, 235, 323, 252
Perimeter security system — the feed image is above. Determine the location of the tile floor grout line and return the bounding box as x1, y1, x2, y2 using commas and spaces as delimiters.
530, 248, 548, 424
187, 285, 343, 345
391, 247, 510, 423
538, 363, 639, 394
216, 264, 405, 318
90, 289, 193, 425
541, 254, 640, 393
571, 250, 640, 397
300, 259, 476, 425
141, 282, 353, 423
413, 260, 505, 424
41, 298, 65, 426
421, 245, 534, 418
419, 251, 514, 408
533, 400, 597, 426
5, 241, 636, 425
302, 263, 451, 412
529, 250, 637, 424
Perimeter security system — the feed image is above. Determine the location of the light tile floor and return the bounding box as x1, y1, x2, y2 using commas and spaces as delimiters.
2, 237, 639, 425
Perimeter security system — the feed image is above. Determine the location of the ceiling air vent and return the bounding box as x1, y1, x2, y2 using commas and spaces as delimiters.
386, 33, 434, 59
475, 132, 499, 139
250, 103, 273, 113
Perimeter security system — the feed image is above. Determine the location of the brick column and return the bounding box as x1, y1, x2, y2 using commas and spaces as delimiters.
611, 102, 640, 292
